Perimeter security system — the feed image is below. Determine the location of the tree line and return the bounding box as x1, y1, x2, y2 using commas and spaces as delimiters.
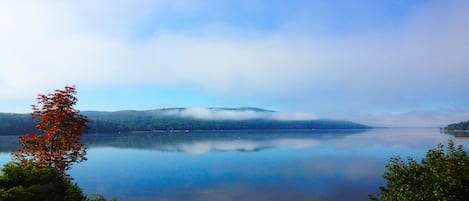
2, 86, 468, 200
444, 120, 469, 131
1, 113, 369, 135
1, 86, 114, 201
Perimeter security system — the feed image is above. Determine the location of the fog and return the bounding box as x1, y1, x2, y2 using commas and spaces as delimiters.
161, 107, 317, 121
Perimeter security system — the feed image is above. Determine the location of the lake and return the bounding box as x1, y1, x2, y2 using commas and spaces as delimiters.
1, 128, 468, 201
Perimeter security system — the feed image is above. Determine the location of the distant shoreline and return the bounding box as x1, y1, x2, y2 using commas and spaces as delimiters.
442, 129, 469, 133
124, 128, 373, 134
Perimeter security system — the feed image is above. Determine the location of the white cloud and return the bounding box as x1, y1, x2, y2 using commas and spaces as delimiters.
271, 112, 318, 121
179, 107, 263, 120
161, 107, 317, 121
161, 138, 319, 154
0, 0, 468, 126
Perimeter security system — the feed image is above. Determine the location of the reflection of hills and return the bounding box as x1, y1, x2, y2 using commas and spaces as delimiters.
444, 132, 469, 140
454, 137, 469, 141
0, 129, 368, 154
81, 129, 368, 154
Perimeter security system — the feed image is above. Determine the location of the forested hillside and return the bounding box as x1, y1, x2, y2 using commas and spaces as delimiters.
0, 113, 37, 135
0, 108, 369, 135
444, 120, 469, 132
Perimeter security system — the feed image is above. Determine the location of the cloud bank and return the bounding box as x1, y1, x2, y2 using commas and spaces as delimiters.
0, 0, 468, 126
161, 138, 319, 154
161, 107, 317, 121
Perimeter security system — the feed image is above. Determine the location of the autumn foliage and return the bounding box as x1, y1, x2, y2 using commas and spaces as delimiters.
13, 86, 88, 173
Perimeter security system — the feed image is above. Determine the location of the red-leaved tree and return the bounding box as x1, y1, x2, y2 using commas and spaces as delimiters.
13, 86, 88, 173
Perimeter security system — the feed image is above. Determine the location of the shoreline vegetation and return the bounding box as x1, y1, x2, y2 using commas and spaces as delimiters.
442, 120, 469, 133
1, 86, 115, 201
0, 108, 369, 135
2, 86, 469, 201
128, 128, 371, 134
370, 140, 469, 201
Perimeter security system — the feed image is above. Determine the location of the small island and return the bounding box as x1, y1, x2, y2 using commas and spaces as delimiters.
442, 120, 469, 133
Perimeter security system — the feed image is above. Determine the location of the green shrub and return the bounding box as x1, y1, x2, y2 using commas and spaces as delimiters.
370, 140, 469, 201
0, 163, 115, 201
0, 162, 85, 201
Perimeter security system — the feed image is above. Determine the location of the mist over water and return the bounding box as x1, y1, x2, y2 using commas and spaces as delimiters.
1, 128, 468, 201
154, 107, 318, 121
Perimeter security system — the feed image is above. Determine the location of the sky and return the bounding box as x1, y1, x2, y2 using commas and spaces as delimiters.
1, 0, 468, 127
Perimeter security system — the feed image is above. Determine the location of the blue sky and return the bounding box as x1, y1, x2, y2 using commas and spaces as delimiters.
1, 0, 468, 127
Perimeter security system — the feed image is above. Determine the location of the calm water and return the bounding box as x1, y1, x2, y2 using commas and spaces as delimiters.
1, 128, 468, 201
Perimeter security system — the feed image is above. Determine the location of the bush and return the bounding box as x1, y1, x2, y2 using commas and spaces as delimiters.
0, 162, 85, 201
0, 163, 115, 201
370, 140, 469, 201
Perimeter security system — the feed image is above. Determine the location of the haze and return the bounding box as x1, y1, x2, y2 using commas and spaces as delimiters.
1, 0, 468, 127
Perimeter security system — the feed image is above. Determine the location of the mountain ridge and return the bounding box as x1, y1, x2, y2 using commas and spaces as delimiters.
0, 107, 369, 135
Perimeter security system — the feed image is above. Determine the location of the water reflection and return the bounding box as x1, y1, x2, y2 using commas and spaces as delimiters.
1, 128, 468, 201
0, 128, 455, 154
444, 131, 469, 140
77, 129, 366, 154
74, 128, 461, 155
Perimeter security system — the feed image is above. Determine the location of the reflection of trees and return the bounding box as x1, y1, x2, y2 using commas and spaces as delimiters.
1, 129, 367, 154
444, 132, 469, 139
81, 129, 366, 153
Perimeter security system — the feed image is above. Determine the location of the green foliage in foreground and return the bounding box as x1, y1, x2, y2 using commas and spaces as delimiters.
370, 140, 469, 201
0, 163, 115, 201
